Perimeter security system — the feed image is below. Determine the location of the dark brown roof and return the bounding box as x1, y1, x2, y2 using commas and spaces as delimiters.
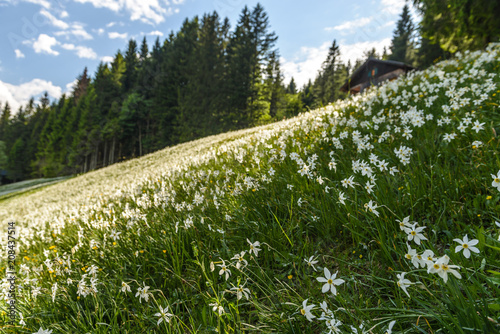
340, 58, 415, 93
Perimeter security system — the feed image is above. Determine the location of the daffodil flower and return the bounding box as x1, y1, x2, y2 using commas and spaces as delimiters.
396, 272, 412, 297
300, 299, 316, 321
453, 234, 480, 258
317, 267, 345, 295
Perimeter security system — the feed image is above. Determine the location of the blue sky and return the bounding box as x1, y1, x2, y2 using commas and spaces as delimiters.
0, 0, 411, 111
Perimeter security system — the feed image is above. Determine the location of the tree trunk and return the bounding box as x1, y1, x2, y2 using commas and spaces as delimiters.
103, 140, 108, 167
139, 124, 142, 157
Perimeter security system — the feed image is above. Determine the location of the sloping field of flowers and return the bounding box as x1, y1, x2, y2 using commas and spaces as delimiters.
1, 44, 500, 333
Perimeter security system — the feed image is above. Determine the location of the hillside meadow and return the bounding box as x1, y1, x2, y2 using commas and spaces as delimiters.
1, 44, 500, 333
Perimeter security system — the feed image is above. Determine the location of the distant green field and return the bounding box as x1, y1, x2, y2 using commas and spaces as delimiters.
0, 176, 72, 201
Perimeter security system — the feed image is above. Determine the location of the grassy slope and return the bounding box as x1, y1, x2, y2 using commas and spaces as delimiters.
1, 45, 500, 333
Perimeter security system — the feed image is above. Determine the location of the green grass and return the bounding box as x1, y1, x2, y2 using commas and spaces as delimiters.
1, 45, 500, 333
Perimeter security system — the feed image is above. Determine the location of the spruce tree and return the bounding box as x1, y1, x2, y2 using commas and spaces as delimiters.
388, 4, 414, 64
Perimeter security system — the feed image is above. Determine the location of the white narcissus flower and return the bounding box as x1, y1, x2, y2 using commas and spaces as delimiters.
154, 305, 173, 325
231, 251, 248, 269
32, 328, 53, 334
403, 223, 428, 245
472, 120, 485, 132
396, 216, 414, 231
386, 320, 396, 334
121, 282, 131, 293
247, 239, 261, 257
428, 255, 462, 283
396, 272, 413, 298
304, 256, 319, 271
317, 267, 345, 295
364, 200, 380, 217
300, 299, 316, 321
492, 170, 500, 191
231, 285, 251, 300
453, 234, 480, 258
218, 260, 231, 280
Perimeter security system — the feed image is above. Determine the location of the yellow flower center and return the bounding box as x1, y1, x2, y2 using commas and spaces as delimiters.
463, 244, 468, 248
433, 264, 440, 270
441, 264, 449, 271
495, 178, 500, 183
300, 309, 306, 315
411, 231, 416, 236
405, 254, 411, 259
327, 279, 333, 284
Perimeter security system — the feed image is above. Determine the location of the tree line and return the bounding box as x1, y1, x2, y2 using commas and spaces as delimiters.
0, 2, 497, 183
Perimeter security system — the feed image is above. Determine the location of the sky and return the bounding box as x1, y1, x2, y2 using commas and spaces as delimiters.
0, 0, 412, 112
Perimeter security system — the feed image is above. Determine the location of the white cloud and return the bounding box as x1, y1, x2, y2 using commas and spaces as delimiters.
74, 0, 182, 25
54, 23, 93, 40
31, 34, 59, 55
339, 38, 392, 65
380, 0, 407, 15
148, 30, 163, 36
108, 31, 128, 39
59, 10, 69, 18
0, 78, 62, 112
100, 56, 114, 63
61, 43, 97, 59
40, 8, 69, 29
281, 41, 331, 88
326, 17, 373, 34
281, 37, 393, 88
21, 0, 51, 9
65, 79, 77, 94
96, 28, 105, 35
15, 49, 25, 58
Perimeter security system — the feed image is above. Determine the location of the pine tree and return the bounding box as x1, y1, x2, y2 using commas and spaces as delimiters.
73, 67, 90, 104
415, 0, 500, 53
388, 4, 414, 64
123, 39, 139, 93
287, 78, 297, 95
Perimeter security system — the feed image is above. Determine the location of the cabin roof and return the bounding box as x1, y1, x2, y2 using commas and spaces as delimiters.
340, 58, 415, 93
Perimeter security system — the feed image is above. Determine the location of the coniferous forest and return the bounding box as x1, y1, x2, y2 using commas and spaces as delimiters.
0, 1, 497, 183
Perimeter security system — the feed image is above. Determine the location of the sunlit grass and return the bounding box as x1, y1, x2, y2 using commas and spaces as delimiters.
1, 45, 500, 333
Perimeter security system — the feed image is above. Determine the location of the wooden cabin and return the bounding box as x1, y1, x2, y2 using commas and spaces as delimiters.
340, 58, 415, 94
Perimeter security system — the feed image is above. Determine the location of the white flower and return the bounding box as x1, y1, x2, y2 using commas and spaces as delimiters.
338, 192, 347, 205
109, 229, 121, 241
453, 234, 480, 258
247, 239, 261, 257
304, 256, 319, 271
428, 255, 462, 283
471, 140, 483, 148
231, 285, 251, 300
218, 260, 231, 280
404, 244, 420, 268
385, 320, 396, 334
341, 176, 356, 189
209, 302, 224, 315
317, 268, 345, 295
403, 223, 427, 245
364, 200, 380, 217
51, 282, 57, 303
121, 282, 131, 293
300, 299, 316, 321
396, 272, 412, 298
492, 170, 500, 191
231, 251, 248, 269
154, 305, 173, 325
32, 328, 53, 334
135, 284, 151, 303
472, 120, 485, 132
396, 216, 413, 231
